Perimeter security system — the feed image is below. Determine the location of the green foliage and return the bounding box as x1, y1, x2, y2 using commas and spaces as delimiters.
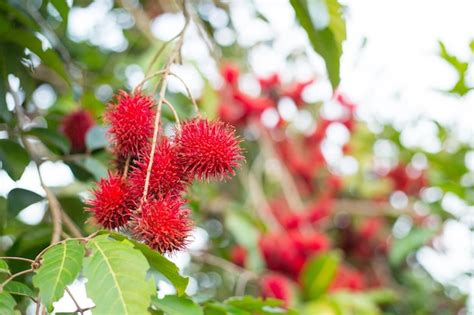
0, 140, 29, 181
0, 291, 17, 315
84, 235, 156, 315
389, 228, 436, 266
438, 41, 473, 96
151, 295, 203, 315
7, 188, 44, 217
290, 0, 346, 89
0, 259, 9, 274
32, 240, 85, 312
299, 252, 340, 300
105, 232, 189, 296
25, 127, 71, 154
203, 296, 295, 315
86, 125, 109, 151
3, 281, 34, 298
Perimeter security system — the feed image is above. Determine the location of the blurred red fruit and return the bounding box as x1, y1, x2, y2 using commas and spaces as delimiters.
60, 109, 95, 153
261, 274, 292, 307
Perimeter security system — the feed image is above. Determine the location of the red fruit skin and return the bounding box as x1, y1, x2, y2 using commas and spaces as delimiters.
131, 196, 192, 253
258, 73, 281, 91
105, 91, 154, 157
388, 164, 427, 195
60, 110, 95, 153
230, 245, 247, 267
329, 265, 365, 292
177, 118, 244, 181
221, 63, 240, 86
86, 173, 132, 229
261, 274, 292, 307
129, 138, 187, 201
306, 196, 333, 223
259, 234, 305, 279
289, 231, 330, 258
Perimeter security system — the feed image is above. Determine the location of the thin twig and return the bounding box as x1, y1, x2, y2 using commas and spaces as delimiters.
0, 256, 35, 264
162, 98, 181, 129
65, 287, 93, 314
0, 268, 34, 289
142, 8, 190, 202
133, 70, 166, 94
122, 155, 132, 179
9, 85, 63, 244
257, 124, 305, 212
169, 72, 200, 115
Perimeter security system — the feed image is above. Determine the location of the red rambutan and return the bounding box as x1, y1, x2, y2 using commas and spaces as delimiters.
104, 91, 154, 157
60, 109, 95, 153
177, 118, 243, 181
129, 138, 186, 201
329, 265, 365, 292
261, 274, 292, 307
131, 196, 192, 253
86, 173, 132, 229
230, 245, 247, 267
259, 234, 305, 279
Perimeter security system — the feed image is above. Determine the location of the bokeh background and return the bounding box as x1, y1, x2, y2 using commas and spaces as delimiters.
1, 0, 473, 314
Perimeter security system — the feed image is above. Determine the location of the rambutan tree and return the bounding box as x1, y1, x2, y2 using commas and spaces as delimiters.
0, 0, 470, 314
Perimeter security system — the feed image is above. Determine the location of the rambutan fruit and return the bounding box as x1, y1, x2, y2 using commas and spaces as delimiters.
176, 118, 243, 181
86, 173, 132, 229
128, 138, 186, 201
131, 196, 192, 253
261, 274, 292, 307
230, 245, 247, 267
60, 109, 95, 153
104, 91, 154, 157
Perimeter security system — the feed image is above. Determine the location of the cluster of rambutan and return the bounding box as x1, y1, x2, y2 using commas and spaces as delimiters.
86, 91, 243, 253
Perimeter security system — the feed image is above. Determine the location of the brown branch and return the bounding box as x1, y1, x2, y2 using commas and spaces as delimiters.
0, 256, 35, 264
65, 287, 93, 314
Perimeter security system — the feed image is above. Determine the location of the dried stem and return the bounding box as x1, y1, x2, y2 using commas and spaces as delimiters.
0, 256, 35, 264
257, 124, 305, 212
162, 98, 181, 129
133, 70, 166, 94
65, 287, 92, 314
142, 6, 190, 202
169, 72, 200, 115
122, 155, 132, 180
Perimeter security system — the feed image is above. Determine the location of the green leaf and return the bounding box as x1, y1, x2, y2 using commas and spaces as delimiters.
299, 251, 340, 299
0, 291, 17, 314
0, 259, 10, 275
84, 235, 156, 314
151, 296, 203, 315
329, 291, 380, 315
225, 296, 295, 315
389, 228, 435, 266
290, 0, 346, 89
50, 0, 69, 24
0, 139, 30, 180
3, 281, 34, 298
0, 30, 69, 83
438, 41, 473, 96
7, 188, 44, 216
105, 232, 189, 296
32, 240, 85, 312
85, 125, 109, 151
78, 157, 108, 181
0, 52, 12, 123
302, 300, 339, 315
26, 127, 70, 154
